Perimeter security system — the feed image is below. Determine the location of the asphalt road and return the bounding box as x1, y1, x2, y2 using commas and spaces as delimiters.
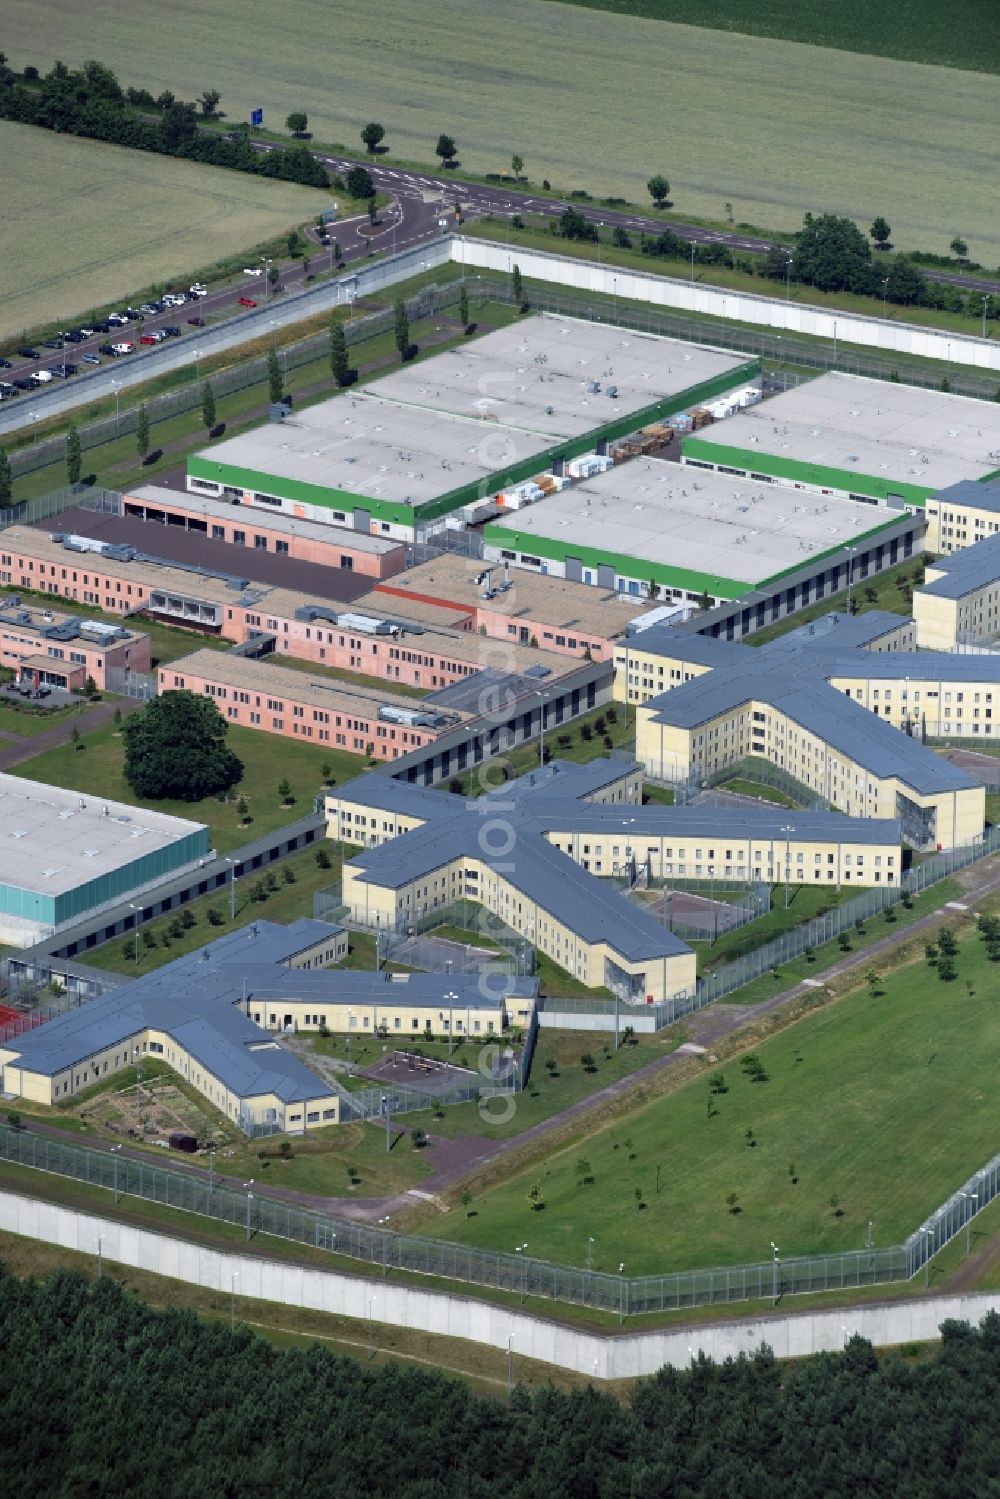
3, 133, 994, 406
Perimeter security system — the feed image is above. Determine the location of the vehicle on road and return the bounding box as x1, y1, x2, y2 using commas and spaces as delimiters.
139, 302, 162, 315
238, 296, 257, 307
186, 316, 205, 327
242, 267, 263, 277
138, 335, 157, 345
77, 327, 95, 338
63, 331, 86, 344
0, 358, 12, 369
18, 347, 39, 358
106, 313, 130, 327
189, 284, 207, 297
81, 353, 101, 366
98, 342, 115, 355
42, 338, 62, 349
163, 326, 182, 337
111, 342, 134, 356
32, 369, 54, 383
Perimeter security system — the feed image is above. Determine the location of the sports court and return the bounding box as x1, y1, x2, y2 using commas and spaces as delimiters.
636, 887, 759, 940
391, 932, 508, 975
361, 1049, 478, 1098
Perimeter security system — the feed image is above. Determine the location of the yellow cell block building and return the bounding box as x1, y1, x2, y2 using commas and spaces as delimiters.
923, 481, 1000, 555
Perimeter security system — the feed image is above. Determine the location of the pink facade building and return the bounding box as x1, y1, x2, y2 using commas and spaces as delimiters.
0, 595, 150, 692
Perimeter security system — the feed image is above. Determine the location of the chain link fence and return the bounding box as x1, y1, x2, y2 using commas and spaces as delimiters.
1, 1120, 996, 1314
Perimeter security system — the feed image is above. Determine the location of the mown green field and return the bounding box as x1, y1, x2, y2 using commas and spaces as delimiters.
422, 916, 1000, 1273
4, 1, 998, 259
0, 121, 325, 337
542, 0, 1000, 72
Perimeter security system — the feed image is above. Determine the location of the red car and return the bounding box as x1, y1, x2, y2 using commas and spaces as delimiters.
138, 334, 158, 345
238, 295, 257, 308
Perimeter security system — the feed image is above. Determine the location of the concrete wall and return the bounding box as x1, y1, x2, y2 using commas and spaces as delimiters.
453, 240, 1000, 374
2, 1189, 997, 1379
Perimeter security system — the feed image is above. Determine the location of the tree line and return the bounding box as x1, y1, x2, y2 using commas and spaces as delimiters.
0, 56, 328, 188
6, 1263, 1000, 1496
552, 206, 992, 323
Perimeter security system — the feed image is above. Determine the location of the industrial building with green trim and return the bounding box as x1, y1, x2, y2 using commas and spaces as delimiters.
185, 315, 757, 541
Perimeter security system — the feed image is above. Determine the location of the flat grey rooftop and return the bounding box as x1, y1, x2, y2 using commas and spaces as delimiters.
691, 373, 1000, 492
127, 484, 403, 555
193, 395, 554, 510
0, 774, 206, 898
364, 313, 750, 439
487, 459, 892, 588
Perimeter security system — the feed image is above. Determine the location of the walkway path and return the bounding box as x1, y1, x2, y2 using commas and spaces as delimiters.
0, 697, 144, 773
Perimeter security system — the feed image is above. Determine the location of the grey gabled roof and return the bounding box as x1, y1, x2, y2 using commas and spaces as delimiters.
919, 534, 1000, 600
932, 480, 1000, 515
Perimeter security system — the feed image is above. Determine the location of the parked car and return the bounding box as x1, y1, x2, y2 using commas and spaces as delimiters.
106, 313, 130, 326
77, 326, 95, 338
0, 381, 15, 394
163, 325, 182, 337
51, 363, 77, 378
123, 308, 143, 321
139, 302, 162, 315
238, 296, 257, 307
186, 315, 206, 327
138, 334, 157, 345
18, 347, 39, 358
148, 328, 167, 342
63, 330, 86, 344
0, 358, 12, 369
99, 342, 116, 355
242, 267, 263, 277
162, 292, 187, 307
81, 353, 102, 366
42, 337, 62, 349
32, 369, 54, 383
13, 378, 34, 391
111, 342, 134, 356
189, 283, 207, 297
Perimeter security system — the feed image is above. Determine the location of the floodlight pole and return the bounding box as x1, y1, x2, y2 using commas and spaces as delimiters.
771, 1242, 780, 1304
111, 1143, 122, 1203
780, 825, 795, 909
244, 1179, 254, 1240
231, 1272, 239, 1331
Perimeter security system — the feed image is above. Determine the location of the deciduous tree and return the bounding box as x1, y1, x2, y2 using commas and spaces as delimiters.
122, 691, 243, 801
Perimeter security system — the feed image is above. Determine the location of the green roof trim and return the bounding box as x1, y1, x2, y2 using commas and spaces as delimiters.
186, 360, 760, 529
680, 435, 934, 510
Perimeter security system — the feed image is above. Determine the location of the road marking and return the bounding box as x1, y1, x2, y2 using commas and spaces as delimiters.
945, 901, 969, 911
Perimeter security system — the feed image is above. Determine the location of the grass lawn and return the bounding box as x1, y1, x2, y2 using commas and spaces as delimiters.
641, 784, 675, 806
0, 698, 89, 738
422, 910, 1000, 1272
13, 718, 372, 853
443, 704, 633, 798
219, 1119, 432, 1199
86, 845, 350, 975
720, 778, 799, 808
696, 885, 858, 974
748, 559, 924, 645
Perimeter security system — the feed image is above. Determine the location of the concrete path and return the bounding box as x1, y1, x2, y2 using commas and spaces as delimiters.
0, 696, 144, 773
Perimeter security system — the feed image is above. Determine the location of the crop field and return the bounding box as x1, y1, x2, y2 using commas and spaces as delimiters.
0, 121, 323, 338
420, 916, 1000, 1274
5, 1, 999, 260
540, 0, 1000, 73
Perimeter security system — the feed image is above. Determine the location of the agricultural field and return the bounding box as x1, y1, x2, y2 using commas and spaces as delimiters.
5, 1, 999, 257
541, 0, 1000, 73
420, 913, 1000, 1273
0, 121, 324, 338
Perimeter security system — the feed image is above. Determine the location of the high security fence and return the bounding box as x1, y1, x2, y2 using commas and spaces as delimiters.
0, 1121, 995, 1315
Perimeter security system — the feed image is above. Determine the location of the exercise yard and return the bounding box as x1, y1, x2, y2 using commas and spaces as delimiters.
360, 1049, 481, 1099
420, 911, 1000, 1274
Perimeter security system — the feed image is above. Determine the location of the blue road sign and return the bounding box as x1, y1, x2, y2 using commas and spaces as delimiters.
250, 108, 263, 128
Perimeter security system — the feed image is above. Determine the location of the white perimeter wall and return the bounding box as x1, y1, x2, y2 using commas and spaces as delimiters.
453, 239, 1000, 374
3, 1189, 997, 1379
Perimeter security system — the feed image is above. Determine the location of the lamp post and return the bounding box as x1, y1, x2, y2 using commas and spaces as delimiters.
832, 318, 838, 367
347, 1011, 354, 1072
134, 1045, 142, 1119
378, 1215, 390, 1276
96, 1233, 104, 1278
111, 1143, 122, 1203
444, 990, 458, 1056
770, 1241, 780, 1304
231, 1272, 239, 1331
515, 1243, 528, 1304
785, 253, 794, 302
881, 277, 889, 318
845, 545, 858, 614
586, 1235, 594, 1275
261, 256, 273, 305
208, 1144, 216, 1202
507, 1331, 514, 1402
129, 901, 141, 964
962, 1192, 979, 1255
536, 689, 545, 764
111, 380, 121, 433
244, 1178, 254, 1241
690, 241, 696, 284
780, 825, 795, 909
381, 1093, 392, 1153
983, 296, 991, 340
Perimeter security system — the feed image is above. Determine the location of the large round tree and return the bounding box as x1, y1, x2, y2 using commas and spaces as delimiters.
122, 691, 244, 802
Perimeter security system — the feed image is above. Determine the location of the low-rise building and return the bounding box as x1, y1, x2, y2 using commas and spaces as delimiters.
630, 623, 988, 849
327, 758, 903, 1004
0, 921, 537, 1132
0, 774, 209, 946
0, 594, 150, 691
922, 480, 1000, 555
914, 533, 1000, 651
122, 484, 408, 579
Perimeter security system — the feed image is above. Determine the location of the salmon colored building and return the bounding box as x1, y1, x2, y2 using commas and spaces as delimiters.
0, 594, 151, 692
124, 484, 407, 580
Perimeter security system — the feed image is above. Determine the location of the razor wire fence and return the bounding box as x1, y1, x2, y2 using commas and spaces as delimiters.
1, 1120, 997, 1315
